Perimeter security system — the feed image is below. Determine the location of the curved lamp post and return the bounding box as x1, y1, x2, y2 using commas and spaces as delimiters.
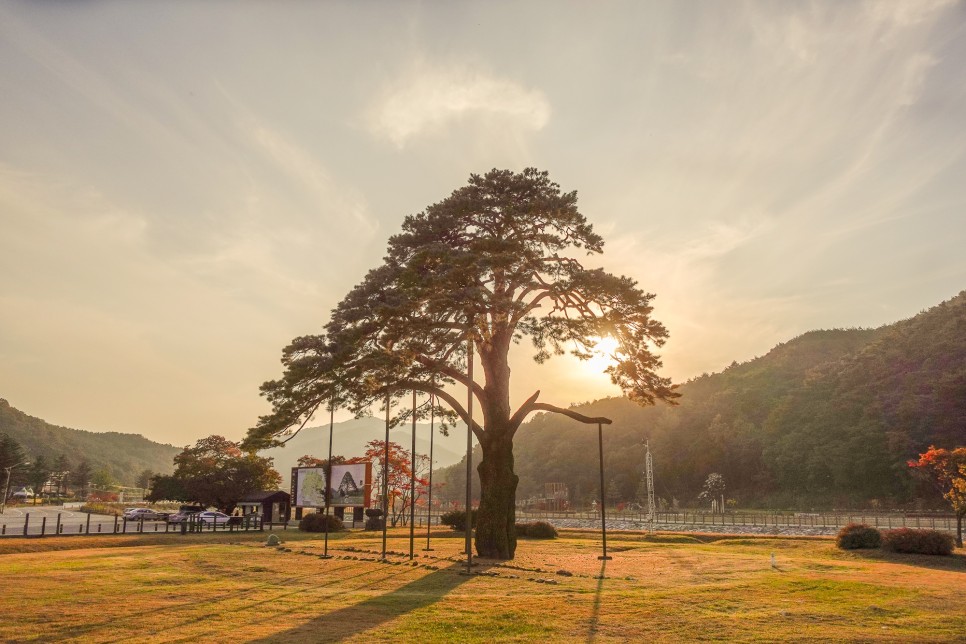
597, 422, 612, 561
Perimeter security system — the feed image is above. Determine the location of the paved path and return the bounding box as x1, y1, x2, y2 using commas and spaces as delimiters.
0, 505, 134, 536
545, 516, 839, 537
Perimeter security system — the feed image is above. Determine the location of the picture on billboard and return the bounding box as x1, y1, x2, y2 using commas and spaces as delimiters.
293, 467, 327, 508
329, 463, 370, 507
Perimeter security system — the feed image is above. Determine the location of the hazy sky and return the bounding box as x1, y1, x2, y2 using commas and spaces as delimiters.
2, 1, 965, 447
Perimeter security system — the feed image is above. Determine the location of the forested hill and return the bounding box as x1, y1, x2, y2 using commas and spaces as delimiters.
0, 399, 179, 485
511, 291, 966, 509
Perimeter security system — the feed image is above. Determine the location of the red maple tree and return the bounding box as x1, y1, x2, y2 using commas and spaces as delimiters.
909, 445, 966, 548
364, 439, 429, 527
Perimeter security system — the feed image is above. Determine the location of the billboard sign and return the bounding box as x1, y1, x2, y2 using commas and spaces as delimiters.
290, 463, 372, 508
329, 463, 370, 507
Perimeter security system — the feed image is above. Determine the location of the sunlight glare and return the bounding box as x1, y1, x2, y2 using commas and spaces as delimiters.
584, 336, 621, 373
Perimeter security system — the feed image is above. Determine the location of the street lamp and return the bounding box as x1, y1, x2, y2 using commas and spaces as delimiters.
1, 461, 30, 515
597, 423, 612, 560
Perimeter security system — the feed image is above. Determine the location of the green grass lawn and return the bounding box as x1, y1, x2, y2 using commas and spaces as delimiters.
0, 528, 963, 642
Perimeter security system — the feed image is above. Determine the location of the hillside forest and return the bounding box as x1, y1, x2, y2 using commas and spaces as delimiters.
437, 291, 966, 511
0, 399, 178, 489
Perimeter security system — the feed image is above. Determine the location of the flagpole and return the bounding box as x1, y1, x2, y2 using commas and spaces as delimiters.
423, 391, 435, 551
409, 389, 416, 560
382, 390, 390, 560
465, 330, 474, 573
321, 401, 334, 559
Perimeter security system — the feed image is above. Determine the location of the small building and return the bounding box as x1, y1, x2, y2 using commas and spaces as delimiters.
237, 491, 291, 523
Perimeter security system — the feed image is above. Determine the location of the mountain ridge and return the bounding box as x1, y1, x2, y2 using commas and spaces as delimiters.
0, 398, 180, 485
444, 290, 966, 509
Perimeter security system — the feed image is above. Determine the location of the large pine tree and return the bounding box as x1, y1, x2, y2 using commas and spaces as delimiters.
245, 169, 676, 559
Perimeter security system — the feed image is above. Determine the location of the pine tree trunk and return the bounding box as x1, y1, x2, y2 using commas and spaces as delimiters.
475, 433, 518, 559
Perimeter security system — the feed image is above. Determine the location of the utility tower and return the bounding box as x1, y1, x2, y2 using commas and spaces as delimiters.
644, 439, 656, 533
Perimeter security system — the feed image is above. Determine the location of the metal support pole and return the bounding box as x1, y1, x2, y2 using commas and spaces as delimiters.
598, 422, 611, 560
465, 332, 474, 572
1, 467, 10, 515
409, 389, 416, 560
424, 392, 435, 552
1, 461, 29, 515
382, 390, 390, 560
321, 401, 335, 559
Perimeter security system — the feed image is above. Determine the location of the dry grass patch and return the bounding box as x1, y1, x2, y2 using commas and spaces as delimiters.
0, 528, 962, 642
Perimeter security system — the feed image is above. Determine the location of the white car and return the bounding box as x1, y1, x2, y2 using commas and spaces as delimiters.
196, 511, 240, 527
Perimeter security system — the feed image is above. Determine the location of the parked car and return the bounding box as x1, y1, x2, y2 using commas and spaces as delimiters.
194, 511, 243, 527
167, 504, 206, 524
123, 508, 169, 522
167, 511, 200, 524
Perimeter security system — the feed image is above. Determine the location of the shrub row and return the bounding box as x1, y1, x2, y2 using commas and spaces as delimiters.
516, 521, 557, 539
836, 523, 881, 550
836, 523, 954, 555
881, 527, 955, 556
438, 512, 557, 539
298, 513, 344, 533
440, 510, 477, 531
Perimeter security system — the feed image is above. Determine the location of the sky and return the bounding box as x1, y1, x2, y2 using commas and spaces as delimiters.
2, 1, 965, 448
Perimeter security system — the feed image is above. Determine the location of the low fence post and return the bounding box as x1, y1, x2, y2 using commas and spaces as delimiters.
23, 513, 29, 536
41, 517, 47, 536
56, 513, 62, 535
86, 513, 91, 535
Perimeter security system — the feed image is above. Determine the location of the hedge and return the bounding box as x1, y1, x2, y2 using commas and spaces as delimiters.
299, 513, 344, 533
516, 521, 557, 539
881, 528, 955, 556
440, 510, 477, 531
835, 523, 881, 550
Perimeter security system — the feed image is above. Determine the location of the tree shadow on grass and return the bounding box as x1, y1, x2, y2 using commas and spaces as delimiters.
250, 562, 474, 642
585, 560, 607, 643
849, 549, 966, 573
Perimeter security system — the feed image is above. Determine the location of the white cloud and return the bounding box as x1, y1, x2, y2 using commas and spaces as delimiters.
245, 120, 378, 235
865, 0, 956, 29
368, 61, 551, 147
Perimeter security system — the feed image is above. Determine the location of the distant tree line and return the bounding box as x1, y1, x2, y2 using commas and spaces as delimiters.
1, 432, 100, 499
147, 436, 280, 512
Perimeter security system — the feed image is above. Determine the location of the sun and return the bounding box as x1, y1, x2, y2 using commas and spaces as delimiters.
584, 336, 621, 373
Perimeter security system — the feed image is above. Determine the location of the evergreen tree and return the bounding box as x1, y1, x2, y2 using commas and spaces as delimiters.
245, 169, 676, 559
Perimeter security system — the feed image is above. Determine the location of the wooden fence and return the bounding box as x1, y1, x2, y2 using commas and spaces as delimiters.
0, 513, 273, 538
